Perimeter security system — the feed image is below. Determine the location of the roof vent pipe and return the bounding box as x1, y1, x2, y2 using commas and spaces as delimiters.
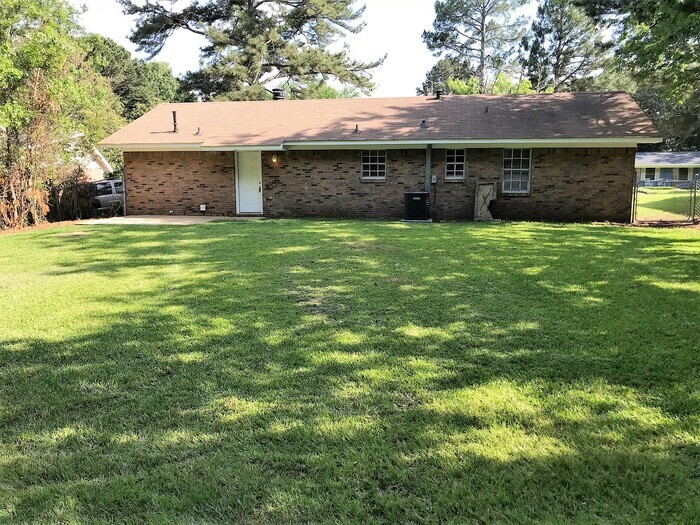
420, 120, 428, 129
272, 88, 285, 100
484, 106, 490, 114
435, 89, 445, 99
353, 124, 360, 134
172, 111, 178, 133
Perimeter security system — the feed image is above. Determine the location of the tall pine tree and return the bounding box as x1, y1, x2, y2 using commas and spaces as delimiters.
117, 0, 383, 100
422, 0, 526, 94
520, 0, 604, 92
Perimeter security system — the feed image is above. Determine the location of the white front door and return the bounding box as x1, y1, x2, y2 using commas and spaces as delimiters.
236, 151, 263, 214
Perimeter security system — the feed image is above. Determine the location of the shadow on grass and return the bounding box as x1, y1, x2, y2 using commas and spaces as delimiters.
1, 220, 699, 523
637, 188, 694, 220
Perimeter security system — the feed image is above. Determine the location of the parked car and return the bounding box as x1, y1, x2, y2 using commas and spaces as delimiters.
93, 179, 124, 216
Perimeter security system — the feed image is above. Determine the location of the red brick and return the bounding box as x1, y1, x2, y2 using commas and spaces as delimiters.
123, 147, 635, 222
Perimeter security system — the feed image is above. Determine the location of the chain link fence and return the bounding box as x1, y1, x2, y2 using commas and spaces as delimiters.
634, 176, 699, 223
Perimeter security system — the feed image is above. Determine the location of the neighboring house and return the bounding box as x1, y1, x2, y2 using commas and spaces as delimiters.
99, 91, 660, 222
635, 152, 700, 187
76, 146, 114, 182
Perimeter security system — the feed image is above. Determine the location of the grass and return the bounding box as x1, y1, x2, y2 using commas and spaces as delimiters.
1, 220, 699, 524
636, 186, 695, 221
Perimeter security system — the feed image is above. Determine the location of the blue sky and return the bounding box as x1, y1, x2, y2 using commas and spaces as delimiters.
70, 0, 538, 97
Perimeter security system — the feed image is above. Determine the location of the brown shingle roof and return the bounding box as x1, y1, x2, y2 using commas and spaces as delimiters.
100, 91, 660, 149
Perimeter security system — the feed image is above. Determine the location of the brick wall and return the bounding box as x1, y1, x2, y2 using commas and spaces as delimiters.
261, 150, 425, 218
429, 148, 636, 222
262, 148, 635, 222
123, 147, 636, 222
123, 151, 235, 216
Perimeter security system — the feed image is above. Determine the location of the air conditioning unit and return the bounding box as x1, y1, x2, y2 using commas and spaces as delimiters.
404, 192, 430, 221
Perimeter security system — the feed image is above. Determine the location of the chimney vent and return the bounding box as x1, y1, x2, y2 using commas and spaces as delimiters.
272, 88, 285, 100
172, 111, 178, 133
435, 89, 445, 99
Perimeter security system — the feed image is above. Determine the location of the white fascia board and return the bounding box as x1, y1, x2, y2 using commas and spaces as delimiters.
282, 137, 662, 150
91, 147, 114, 173
102, 137, 662, 151
104, 143, 285, 152
102, 143, 204, 152
635, 163, 700, 169
201, 145, 285, 152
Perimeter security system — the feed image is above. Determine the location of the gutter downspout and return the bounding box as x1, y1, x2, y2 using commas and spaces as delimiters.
425, 144, 432, 192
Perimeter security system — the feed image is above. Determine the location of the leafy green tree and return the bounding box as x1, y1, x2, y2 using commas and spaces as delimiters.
417, 58, 471, 95
520, 0, 605, 92
284, 80, 359, 100
633, 87, 700, 152
568, 60, 636, 93
118, 0, 383, 101
447, 74, 533, 94
82, 34, 179, 121
574, 0, 699, 147
422, 0, 527, 94
0, 0, 123, 228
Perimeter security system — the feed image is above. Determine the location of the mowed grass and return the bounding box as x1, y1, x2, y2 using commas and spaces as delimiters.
1, 220, 699, 524
636, 187, 695, 221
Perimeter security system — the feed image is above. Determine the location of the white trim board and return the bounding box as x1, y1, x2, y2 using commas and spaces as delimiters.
635, 164, 700, 169
103, 137, 661, 152
282, 137, 661, 149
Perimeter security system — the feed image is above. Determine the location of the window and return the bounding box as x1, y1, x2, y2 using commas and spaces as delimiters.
678, 168, 689, 181
445, 149, 466, 180
502, 149, 531, 193
644, 168, 656, 181
113, 181, 124, 194
361, 150, 387, 180
95, 182, 113, 196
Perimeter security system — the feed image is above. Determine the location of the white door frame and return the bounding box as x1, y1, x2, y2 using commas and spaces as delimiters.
235, 151, 263, 214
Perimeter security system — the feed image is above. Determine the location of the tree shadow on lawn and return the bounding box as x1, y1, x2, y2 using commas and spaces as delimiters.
1, 221, 699, 523
637, 189, 694, 219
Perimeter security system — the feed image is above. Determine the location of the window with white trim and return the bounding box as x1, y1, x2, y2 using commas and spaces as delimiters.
502, 149, 531, 193
445, 149, 466, 180
361, 150, 386, 180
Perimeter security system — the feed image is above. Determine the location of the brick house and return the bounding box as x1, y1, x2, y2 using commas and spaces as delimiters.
100, 91, 661, 222
635, 152, 700, 187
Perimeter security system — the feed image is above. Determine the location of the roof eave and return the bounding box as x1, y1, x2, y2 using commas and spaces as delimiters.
100, 136, 662, 152
282, 137, 663, 150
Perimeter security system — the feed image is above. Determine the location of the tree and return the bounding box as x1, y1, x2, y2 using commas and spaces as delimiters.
447, 73, 533, 94
422, 0, 527, 94
574, 0, 700, 146
82, 34, 179, 121
118, 0, 383, 101
633, 87, 700, 152
284, 80, 360, 100
520, 0, 605, 92
417, 58, 471, 95
0, 0, 123, 228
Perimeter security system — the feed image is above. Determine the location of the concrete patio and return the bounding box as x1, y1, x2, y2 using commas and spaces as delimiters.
79, 215, 264, 226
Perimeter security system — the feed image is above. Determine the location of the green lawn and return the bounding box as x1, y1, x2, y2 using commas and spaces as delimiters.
1, 220, 699, 524
636, 187, 694, 221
